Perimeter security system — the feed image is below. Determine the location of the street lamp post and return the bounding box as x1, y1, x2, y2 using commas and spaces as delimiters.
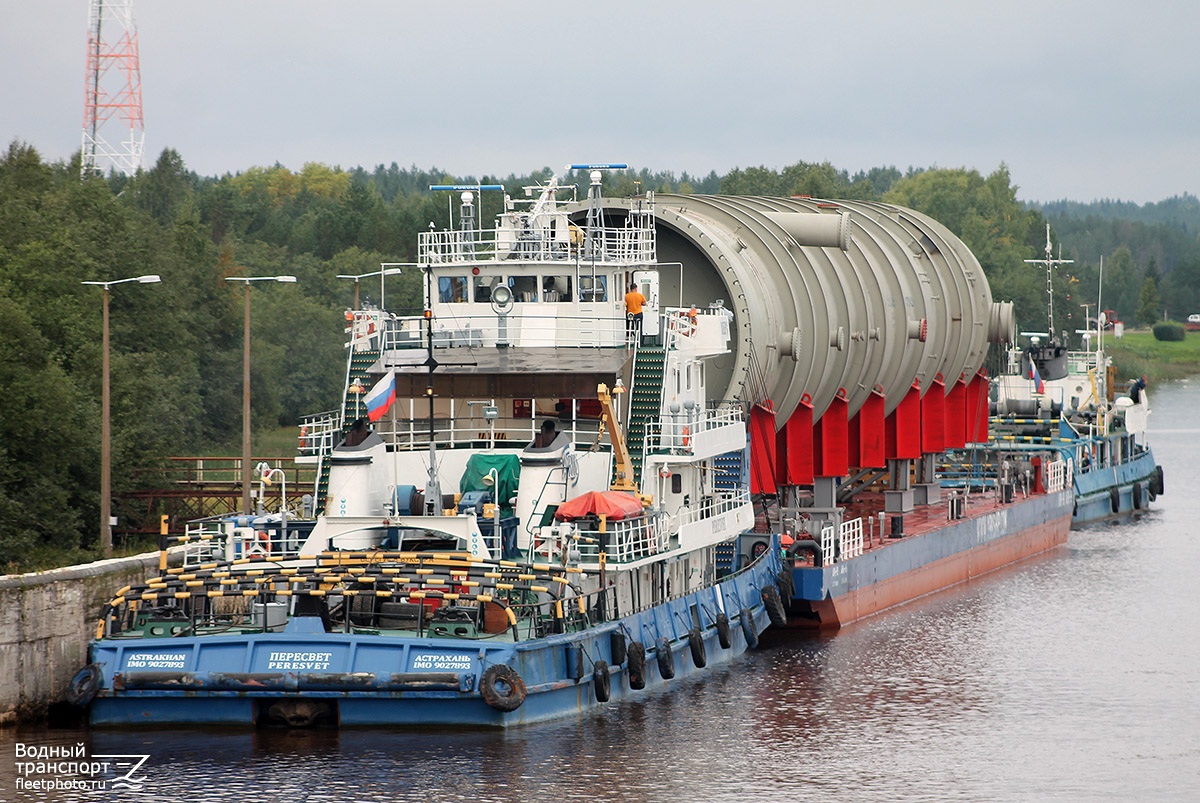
225, 275, 297, 514
336, 265, 402, 310
81, 274, 162, 558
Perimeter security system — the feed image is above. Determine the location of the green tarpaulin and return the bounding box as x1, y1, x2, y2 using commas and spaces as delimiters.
459, 453, 521, 511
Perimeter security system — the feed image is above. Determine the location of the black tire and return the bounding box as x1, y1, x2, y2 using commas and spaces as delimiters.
688, 627, 707, 668
762, 584, 788, 628
656, 637, 676, 679
627, 641, 647, 690
740, 607, 759, 650
610, 631, 627, 667
1110, 486, 1121, 514
1132, 482, 1143, 510
1153, 465, 1165, 497
480, 664, 527, 712
67, 663, 102, 707
593, 660, 611, 703
715, 613, 732, 649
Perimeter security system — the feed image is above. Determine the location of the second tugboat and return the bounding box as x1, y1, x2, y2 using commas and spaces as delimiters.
990, 225, 1163, 525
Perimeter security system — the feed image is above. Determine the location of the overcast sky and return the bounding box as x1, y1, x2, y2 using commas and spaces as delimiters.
3, 1, 1196, 204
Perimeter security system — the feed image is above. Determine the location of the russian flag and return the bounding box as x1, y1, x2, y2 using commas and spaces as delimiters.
364, 372, 396, 422
1028, 362, 1045, 394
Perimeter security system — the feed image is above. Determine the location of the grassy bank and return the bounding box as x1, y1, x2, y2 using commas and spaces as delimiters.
1104, 329, 1200, 384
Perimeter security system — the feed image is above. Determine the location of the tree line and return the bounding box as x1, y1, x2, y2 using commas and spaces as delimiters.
1, 141, 1192, 569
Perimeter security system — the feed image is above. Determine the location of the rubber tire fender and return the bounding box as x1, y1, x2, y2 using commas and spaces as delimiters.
627, 641, 647, 690
1110, 486, 1121, 514
610, 631, 627, 667
688, 627, 707, 668
715, 612, 732, 650
762, 584, 788, 628
67, 663, 103, 708
740, 607, 759, 650
480, 664, 527, 712
1152, 465, 1165, 497
593, 660, 611, 703
656, 637, 676, 679
1132, 482, 1143, 510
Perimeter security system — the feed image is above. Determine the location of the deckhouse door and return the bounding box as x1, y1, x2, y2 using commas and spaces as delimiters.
633, 269, 660, 338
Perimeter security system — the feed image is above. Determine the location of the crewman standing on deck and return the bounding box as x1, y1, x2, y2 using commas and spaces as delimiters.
625, 282, 646, 343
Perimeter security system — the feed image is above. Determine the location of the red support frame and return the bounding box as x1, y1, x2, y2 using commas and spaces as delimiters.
886, 382, 922, 460
749, 402, 778, 495
775, 397, 814, 486
814, 392, 849, 478
849, 389, 886, 468
920, 376, 946, 454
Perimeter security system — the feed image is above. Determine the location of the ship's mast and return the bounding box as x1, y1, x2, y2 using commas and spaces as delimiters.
1024, 223, 1073, 337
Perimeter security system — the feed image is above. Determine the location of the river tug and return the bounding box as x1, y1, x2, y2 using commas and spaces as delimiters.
74, 166, 1080, 724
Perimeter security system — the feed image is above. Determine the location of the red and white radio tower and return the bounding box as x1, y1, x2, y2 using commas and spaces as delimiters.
81, 0, 144, 177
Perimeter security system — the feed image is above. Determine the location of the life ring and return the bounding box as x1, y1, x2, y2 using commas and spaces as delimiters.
479, 664, 527, 712
253, 530, 272, 554
1110, 487, 1121, 514
682, 426, 691, 447
656, 637, 676, 679
593, 660, 611, 703
762, 584, 788, 628
627, 641, 647, 690
67, 663, 103, 707
715, 613, 732, 649
688, 627, 707, 668
739, 607, 759, 649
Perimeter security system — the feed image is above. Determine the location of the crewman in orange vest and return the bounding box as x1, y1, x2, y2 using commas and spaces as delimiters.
625, 282, 647, 344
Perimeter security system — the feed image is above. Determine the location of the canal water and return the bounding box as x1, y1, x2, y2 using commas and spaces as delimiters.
4, 381, 1199, 802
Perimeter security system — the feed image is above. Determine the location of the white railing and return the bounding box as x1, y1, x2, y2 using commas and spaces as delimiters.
363, 402, 609, 451
646, 402, 745, 453
298, 410, 340, 459
675, 490, 751, 530
418, 224, 655, 266
820, 524, 836, 566
840, 517, 864, 561
574, 513, 665, 563
1044, 458, 1067, 493
380, 313, 628, 351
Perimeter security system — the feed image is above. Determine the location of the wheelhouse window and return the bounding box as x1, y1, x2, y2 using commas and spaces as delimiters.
438, 276, 468, 303
580, 275, 607, 302
473, 274, 503, 302
508, 275, 539, 302
542, 275, 572, 302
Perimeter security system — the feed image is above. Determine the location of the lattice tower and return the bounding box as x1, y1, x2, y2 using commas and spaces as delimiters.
81, 0, 144, 177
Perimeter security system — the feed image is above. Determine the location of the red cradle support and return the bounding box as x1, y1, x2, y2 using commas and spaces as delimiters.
945, 376, 969, 449
749, 402, 778, 495
775, 397, 813, 487
814, 392, 849, 478
966, 370, 990, 443
849, 389, 886, 469
920, 375, 947, 454
886, 383, 922, 460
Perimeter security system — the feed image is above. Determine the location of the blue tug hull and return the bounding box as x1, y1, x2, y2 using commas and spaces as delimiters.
88, 545, 782, 727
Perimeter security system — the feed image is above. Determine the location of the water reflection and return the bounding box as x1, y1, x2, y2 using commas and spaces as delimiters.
4, 383, 1199, 801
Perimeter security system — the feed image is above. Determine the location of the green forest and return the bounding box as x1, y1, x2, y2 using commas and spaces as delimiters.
3, 141, 1198, 570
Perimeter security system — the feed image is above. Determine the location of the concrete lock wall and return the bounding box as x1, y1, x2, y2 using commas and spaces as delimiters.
0, 552, 165, 723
